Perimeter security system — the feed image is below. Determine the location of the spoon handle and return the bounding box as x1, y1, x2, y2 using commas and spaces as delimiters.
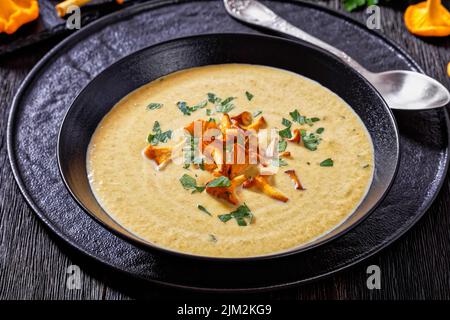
226, 0, 371, 77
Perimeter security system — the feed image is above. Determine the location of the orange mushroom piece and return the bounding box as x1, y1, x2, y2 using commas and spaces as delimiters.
231, 111, 253, 127
184, 119, 218, 137
243, 175, 288, 202
279, 151, 291, 158
245, 116, 267, 132
404, 0, 450, 37
0, 0, 39, 35
144, 145, 172, 169
205, 174, 247, 205
288, 129, 301, 144
220, 114, 232, 135
284, 170, 305, 190
228, 142, 252, 179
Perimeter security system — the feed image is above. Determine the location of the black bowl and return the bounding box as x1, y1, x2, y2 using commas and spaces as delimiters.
58, 33, 399, 261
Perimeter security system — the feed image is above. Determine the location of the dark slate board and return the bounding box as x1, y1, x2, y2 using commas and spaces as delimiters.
7, 0, 449, 291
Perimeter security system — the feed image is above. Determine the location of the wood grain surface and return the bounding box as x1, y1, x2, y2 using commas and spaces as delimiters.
0, 0, 449, 300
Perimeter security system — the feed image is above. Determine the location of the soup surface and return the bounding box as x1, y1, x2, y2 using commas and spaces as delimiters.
87, 64, 373, 257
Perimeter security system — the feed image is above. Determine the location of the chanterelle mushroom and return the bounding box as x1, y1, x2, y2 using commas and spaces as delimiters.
243, 175, 288, 203
404, 0, 450, 37
206, 174, 247, 205
144, 145, 172, 169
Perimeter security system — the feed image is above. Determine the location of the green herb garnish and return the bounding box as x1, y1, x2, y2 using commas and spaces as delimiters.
278, 139, 287, 152
320, 158, 334, 167
215, 97, 236, 113
183, 135, 203, 167
216, 104, 235, 113
207, 92, 221, 104
198, 205, 212, 216
179, 174, 205, 193
207, 93, 236, 113
147, 121, 172, 145
316, 127, 325, 134
289, 109, 303, 123
147, 103, 163, 110
207, 176, 231, 188
282, 118, 292, 128
177, 100, 208, 116
192, 100, 208, 110
177, 101, 191, 115
253, 110, 262, 118
343, 0, 378, 12
278, 127, 292, 139
290, 109, 320, 126
301, 131, 321, 151
245, 91, 254, 101
218, 203, 253, 226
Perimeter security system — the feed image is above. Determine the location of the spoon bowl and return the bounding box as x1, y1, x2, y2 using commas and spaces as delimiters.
224, 0, 450, 110
367, 70, 450, 110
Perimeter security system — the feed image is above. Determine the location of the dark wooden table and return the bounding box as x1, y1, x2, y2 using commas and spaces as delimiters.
0, 1, 449, 300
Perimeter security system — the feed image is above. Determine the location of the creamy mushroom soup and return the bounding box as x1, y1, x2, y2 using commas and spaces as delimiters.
87, 64, 374, 258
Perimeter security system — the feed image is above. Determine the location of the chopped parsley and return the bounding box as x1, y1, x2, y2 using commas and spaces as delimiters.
207, 93, 236, 113
278, 139, 287, 152
320, 158, 334, 167
290, 109, 320, 126
253, 110, 262, 118
301, 130, 321, 151
177, 100, 208, 116
147, 121, 172, 145
218, 203, 253, 226
216, 97, 236, 113
207, 176, 231, 187
245, 91, 254, 101
282, 118, 292, 128
278, 127, 292, 139
146, 103, 163, 110
184, 135, 202, 167
207, 92, 221, 104
316, 127, 325, 134
179, 174, 205, 193
198, 205, 212, 216
343, 0, 378, 12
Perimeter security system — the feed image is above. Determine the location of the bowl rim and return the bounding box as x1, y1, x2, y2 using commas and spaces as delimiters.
57, 32, 400, 262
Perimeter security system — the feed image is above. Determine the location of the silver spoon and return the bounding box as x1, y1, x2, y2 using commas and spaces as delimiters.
224, 0, 450, 110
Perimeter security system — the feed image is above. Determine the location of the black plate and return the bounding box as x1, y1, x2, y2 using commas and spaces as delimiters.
7, 0, 449, 291
58, 33, 399, 260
